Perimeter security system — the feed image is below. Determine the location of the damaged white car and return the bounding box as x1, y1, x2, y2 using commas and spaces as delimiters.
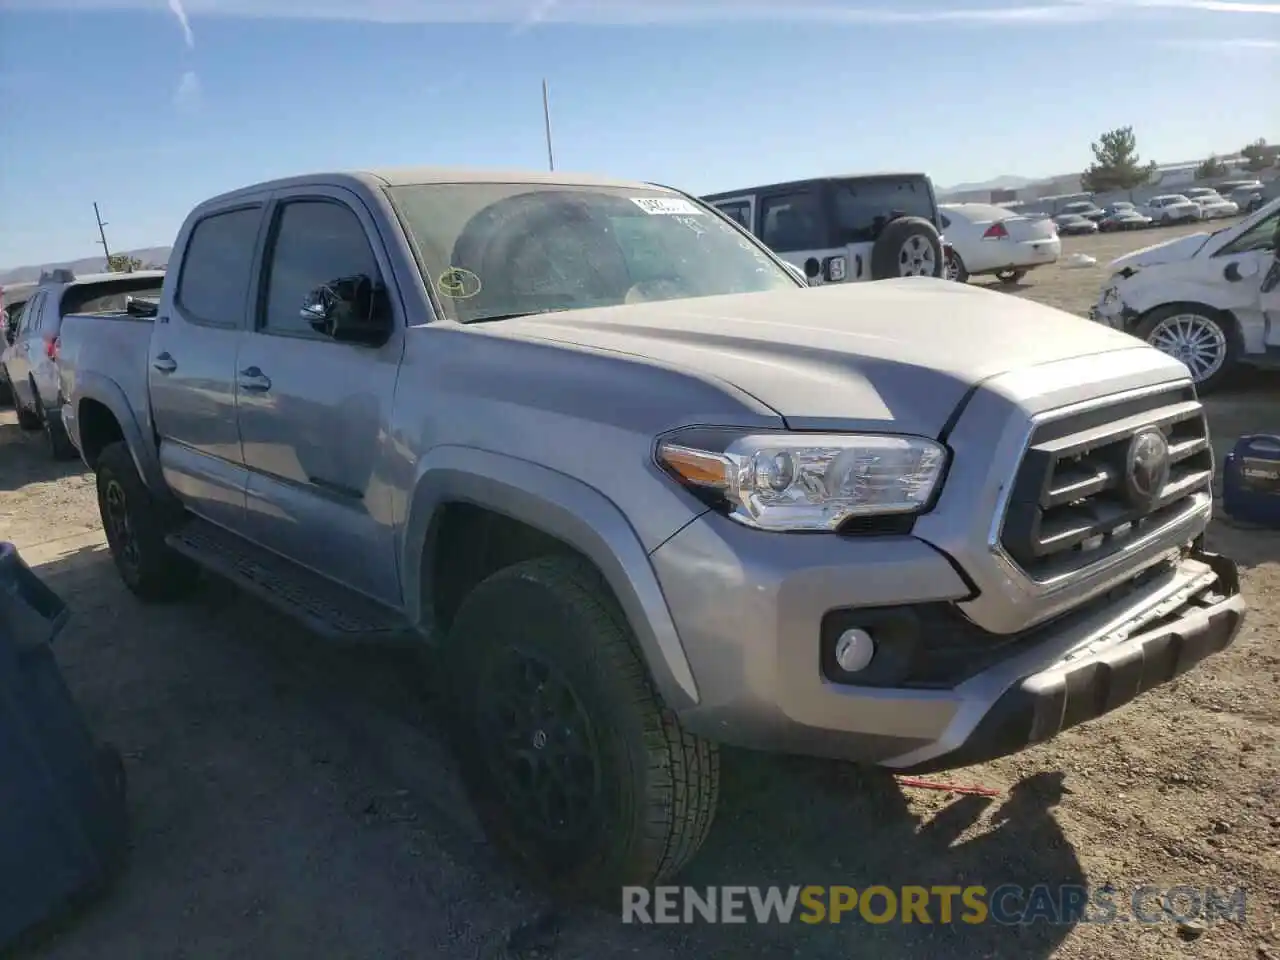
1090, 198, 1280, 392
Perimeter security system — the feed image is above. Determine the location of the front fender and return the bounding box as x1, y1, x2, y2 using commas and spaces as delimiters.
1117, 277, 1258, 344
70, 372, 165, 492
400, 445, 701, 710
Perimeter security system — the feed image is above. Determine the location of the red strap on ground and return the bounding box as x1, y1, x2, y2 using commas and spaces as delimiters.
894, 776, 1003, 797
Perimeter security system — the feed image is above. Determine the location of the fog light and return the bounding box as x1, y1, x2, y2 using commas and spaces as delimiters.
834, 627, 875, 673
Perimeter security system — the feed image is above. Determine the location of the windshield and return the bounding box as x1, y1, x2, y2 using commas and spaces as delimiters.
386, 182, 797, 323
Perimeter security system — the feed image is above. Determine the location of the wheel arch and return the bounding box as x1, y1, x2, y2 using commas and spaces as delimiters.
400, 446, 701, 710
71, 373, 163, 488
1134, 300, 1242, 339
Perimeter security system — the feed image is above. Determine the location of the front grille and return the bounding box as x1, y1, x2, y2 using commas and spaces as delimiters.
1000, 384, 1213, 582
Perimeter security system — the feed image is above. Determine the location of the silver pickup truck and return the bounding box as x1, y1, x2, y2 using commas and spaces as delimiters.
57, 167, 1245, 898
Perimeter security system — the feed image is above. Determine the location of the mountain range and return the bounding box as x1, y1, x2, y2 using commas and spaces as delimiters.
0, 247, 172, 287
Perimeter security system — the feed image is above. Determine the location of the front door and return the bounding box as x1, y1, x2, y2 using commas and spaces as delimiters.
1209, 208, 1280, 349
234, 190, 402, 606
149, 204, 264, 531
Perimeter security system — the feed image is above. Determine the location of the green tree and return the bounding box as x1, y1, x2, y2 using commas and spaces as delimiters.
106, 253, 143, 273
1196, 154, 1227, 180
1240, 138, 1278, 172
1080, 126, 1158, 193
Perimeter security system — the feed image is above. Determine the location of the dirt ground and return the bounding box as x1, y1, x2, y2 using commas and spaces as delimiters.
2, 222, 1277, 960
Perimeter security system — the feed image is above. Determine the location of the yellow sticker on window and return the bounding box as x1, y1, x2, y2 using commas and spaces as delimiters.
437, 267, 482, 299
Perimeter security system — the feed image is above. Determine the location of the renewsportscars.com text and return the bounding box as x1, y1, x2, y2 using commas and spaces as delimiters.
622, 884, 1247, 926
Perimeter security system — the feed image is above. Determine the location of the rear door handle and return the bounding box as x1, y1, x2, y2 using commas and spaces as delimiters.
238, 367, 271, 392
153, 352, 177, 374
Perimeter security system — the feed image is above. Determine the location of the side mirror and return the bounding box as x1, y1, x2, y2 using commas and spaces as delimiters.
1224, 260, 1259, 283
803, 257, 821, 281
300, 275, 391, 345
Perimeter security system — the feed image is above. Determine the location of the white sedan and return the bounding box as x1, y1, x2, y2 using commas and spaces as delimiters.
1184, 188, 1239, 220
940, 203, 1061, 284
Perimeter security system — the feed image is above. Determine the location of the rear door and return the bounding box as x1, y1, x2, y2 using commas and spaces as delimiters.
757, 186, 846, 283
150, 203, 265, 531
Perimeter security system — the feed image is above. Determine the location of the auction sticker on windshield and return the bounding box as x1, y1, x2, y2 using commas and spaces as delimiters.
631, 197, 703, 215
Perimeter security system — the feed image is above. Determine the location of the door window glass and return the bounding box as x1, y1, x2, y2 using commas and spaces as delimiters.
176, 207, 262, 326
262, 200, 379, 337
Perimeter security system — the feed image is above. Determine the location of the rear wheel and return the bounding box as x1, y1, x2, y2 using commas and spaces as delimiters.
1136, 305, 1239, 394
446, 556, 719, 901
95, 442, 199, 600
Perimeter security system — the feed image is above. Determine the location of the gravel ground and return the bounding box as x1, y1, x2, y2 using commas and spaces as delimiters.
2, 222, 1277, 960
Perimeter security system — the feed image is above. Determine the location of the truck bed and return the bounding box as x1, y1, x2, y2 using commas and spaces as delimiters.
56, 311, 156, 443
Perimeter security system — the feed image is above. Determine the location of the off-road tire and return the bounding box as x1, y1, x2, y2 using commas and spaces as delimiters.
95, 441, 199, 601
1134, 304, 1240, 395
870, 216, 944, 280
446, 555, 719, 902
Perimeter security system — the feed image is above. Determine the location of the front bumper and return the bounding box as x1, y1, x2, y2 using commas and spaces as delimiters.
651, 508, 1244, 771
895, 550, 1243, 772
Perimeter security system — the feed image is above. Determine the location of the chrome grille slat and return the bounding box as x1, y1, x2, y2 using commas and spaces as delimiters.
1000, 384, 1212, 581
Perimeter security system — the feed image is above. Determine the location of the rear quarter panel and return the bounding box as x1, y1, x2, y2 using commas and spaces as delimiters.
59, 313, 166, 488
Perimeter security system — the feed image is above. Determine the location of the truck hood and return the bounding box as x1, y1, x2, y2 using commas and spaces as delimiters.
487, 278, 1148, 436
1110, 231, 1211, 272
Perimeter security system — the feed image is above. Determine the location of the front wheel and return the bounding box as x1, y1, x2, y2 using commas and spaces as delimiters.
446, 556, 720, 901
945, 249, 969, 283
1136, 306, 1239, 394
95, 442, 200, 600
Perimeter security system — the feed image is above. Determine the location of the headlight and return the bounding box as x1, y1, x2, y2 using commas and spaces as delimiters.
656, 431, 948, 532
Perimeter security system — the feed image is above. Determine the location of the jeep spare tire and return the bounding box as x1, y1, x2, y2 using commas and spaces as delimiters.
870, 216, 943, 280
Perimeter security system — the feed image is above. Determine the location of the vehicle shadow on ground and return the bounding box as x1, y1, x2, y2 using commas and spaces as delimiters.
18, 542, 1084, 960
654, 756, 1081, 958
0, 419, 86, 492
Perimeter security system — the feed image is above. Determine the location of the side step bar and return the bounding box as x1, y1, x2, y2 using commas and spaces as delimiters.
166, 518, 416, 645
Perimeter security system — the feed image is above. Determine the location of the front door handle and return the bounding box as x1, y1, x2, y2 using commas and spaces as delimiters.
238, 366, 272, 392
153, 352, 177, 374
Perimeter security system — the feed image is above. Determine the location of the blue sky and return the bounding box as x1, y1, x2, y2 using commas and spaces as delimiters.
0, 0, 1276, 268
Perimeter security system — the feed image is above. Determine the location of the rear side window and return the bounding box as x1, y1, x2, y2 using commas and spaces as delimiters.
760, 192, 825, 252
176, 207, 262, 326
831, 178, 936, 244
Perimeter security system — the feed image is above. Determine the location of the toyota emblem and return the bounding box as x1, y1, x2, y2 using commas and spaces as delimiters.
1124, 428, 1171, 508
